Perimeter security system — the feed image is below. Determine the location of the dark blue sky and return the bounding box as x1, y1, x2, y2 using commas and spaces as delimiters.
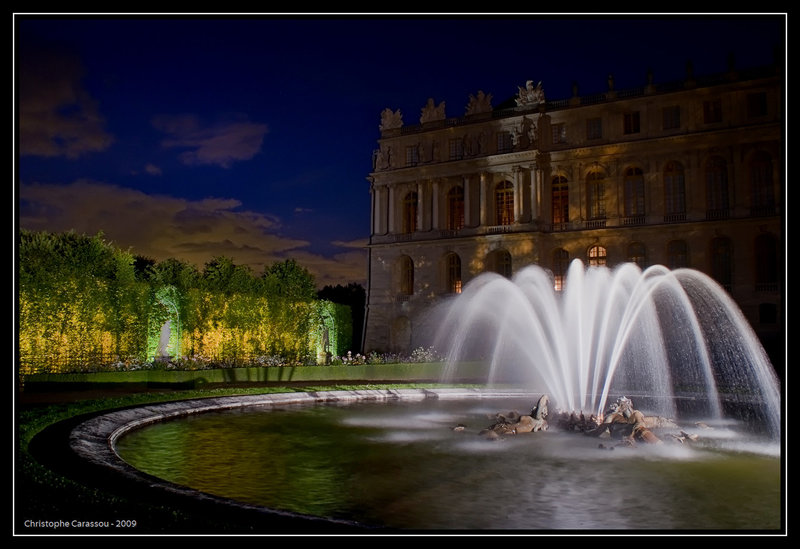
15, 14, 786, 287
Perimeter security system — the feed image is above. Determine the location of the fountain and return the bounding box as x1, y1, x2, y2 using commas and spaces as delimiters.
434, 260, 782, 443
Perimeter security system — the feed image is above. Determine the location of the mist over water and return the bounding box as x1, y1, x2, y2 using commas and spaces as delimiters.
432, 261, 781, 441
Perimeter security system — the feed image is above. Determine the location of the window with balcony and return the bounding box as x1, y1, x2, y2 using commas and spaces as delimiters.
551, 175, 569, 227
495, 181, 515, 226
402, 191, 418, 234
711, 236, 733, 290
705, 156, 729, 219
664, 161, 686, 221
586, 171, 606, 220
552, 123, 567, 144
750, 151, 775, 216
447, 185, 465, 230
623, 167, 645, 220
552, 248, 570, 292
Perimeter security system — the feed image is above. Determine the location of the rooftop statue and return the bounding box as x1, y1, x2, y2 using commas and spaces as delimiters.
465, 90, 493, 116
379, 108, 403, 131
515, 80, 545, 107
420, 98, 446, 124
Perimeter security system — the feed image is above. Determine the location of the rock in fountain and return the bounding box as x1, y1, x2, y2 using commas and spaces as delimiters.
435, 260, 781, 443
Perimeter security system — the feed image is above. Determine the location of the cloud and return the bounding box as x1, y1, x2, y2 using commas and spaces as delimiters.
18, 180, 367, 286
152, 113, 269, 168
144, 163, 162, 176
17, 46, 115, 158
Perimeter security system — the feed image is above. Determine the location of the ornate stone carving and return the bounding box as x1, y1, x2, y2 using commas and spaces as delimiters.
515, 80, 545, 107
465, 90, 492, 116
420, 98, 446, 124
379, 108, 403, 131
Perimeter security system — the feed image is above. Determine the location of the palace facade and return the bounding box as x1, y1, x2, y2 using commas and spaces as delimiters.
363, 56, 784, 367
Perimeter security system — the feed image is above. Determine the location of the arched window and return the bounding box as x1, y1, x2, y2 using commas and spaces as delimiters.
586, 171, 606, 220
402, 191, 418, 234
552, 248, 570, 291
588, 245, 607, 267
623, 167, 645, 217
551, 175, 569, 226
447, 186, 465, 230
445, 253, 462, 294
399, 255, 414, 296
750, 151, 775, 216
495, 181, 515, 226
664, 161, 686, 220
711, 236, 733, 290
755, 233, 778, 292
705, 156, 729, 219
487, 249, 512, 278
627, 242, 647, 269
667, 240, 689, 269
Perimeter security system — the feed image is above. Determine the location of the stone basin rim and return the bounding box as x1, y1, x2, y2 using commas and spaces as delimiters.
67, 388, 532, 531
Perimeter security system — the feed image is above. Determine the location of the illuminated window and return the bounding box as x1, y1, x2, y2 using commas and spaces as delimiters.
623, 167, 645, 217
551, 175, 569, 225
664, 161, 686, 216
445, 253, 462, 294
402, 191, 418, 234
667, 240, 688, 269
447, 186, 465, 230
586, 172, 606, 219
495, 181, 514, 225
627, 242, 647, 269
552, 248, 570, 291
588, 245, 607, 267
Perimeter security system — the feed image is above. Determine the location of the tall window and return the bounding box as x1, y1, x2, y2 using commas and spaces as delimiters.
445, 253, 462, 294
586, 117, 602, 140
552, 248, 570, 291
552, 123, 567, 144
399, 255, 414, 296
755, 233, 778, 292
662, 105, 681, 130
586, 171, 606, 219
551, 175, 569, 226
705, 156, 729, 218
402, 191, 418, 234
627, 242, 647, 269
449, 138, 463, 161
495, 181, 515, 225
588, 245, 607, 267
623, 167, 645, 217
747, 92, 768, 118
447, 185, 465, 230
664, 161, 686, 218
711, 237, 733, 290
667, 240, 689, 269
703, 99, 722, 124
405, 145, 419, 166
496, 131, 513, 153
750, 151, 775, 215
623, 111, 640, 134
488, 249, 512, 278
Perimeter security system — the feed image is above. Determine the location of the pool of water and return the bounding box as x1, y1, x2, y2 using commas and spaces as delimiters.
114, 397, 782, 531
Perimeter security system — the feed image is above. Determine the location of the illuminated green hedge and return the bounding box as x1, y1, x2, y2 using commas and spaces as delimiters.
18, 230, 353, 374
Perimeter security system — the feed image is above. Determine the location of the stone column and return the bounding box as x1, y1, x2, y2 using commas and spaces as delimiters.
463, 175, 472, 227
387, 185, 396, 233
513, 166, 523, 223
480, 172, 489, 226
417, 181, 425, 231
431, 179, 440, 230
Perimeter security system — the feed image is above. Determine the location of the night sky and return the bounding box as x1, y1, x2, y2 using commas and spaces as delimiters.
14, 14, 786, 288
